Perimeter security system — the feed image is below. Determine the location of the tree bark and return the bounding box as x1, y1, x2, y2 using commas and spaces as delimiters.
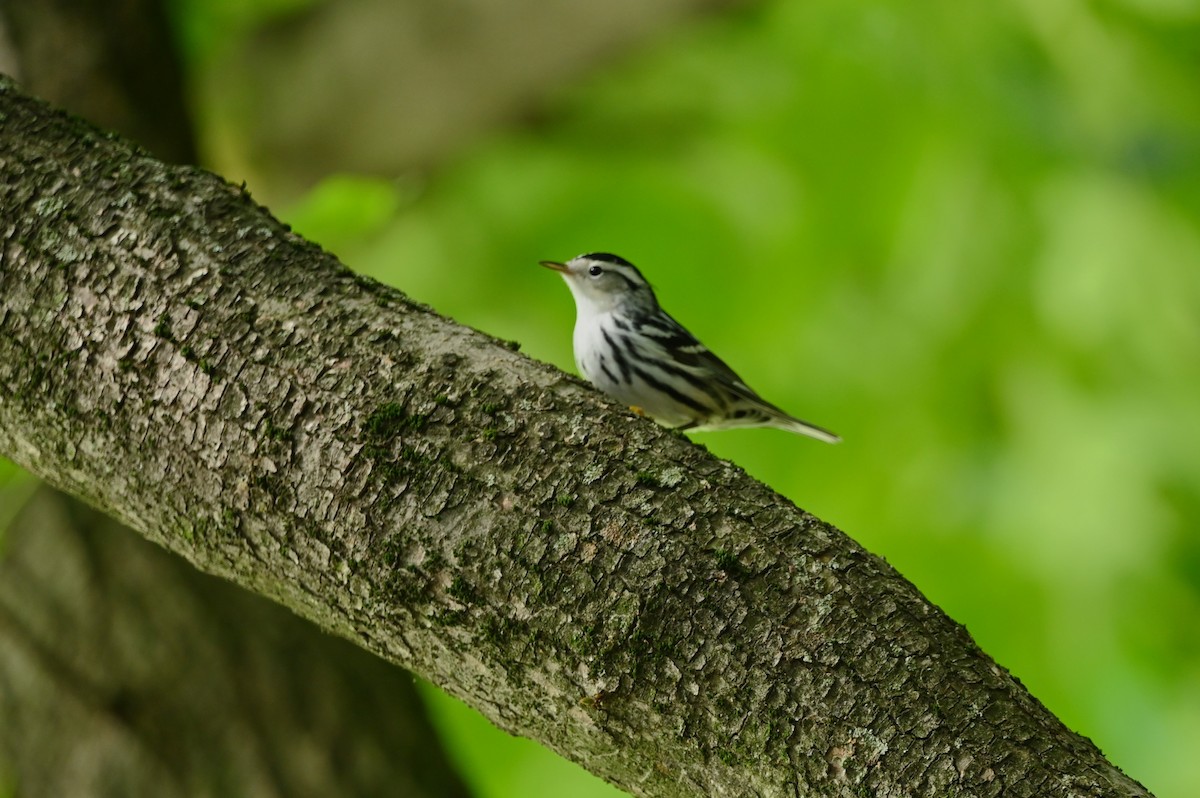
0, 79, 1152, 797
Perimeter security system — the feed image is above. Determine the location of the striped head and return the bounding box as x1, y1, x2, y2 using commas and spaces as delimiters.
539, 253, 659, 316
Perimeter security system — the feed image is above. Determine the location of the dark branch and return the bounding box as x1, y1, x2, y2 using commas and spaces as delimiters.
0, 486, 472, 798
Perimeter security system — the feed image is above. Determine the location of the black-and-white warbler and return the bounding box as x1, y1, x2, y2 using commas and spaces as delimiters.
540, 252, 840, 443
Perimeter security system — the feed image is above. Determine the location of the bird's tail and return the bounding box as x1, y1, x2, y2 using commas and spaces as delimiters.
770, 412, 841, 444
772, 417, 840, 441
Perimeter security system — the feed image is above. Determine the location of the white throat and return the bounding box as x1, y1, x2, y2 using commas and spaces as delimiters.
562, 275, 620, 316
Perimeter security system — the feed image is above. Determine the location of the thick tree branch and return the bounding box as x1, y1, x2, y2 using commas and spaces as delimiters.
0, 79, 1150, 797
0, 6, 474, 793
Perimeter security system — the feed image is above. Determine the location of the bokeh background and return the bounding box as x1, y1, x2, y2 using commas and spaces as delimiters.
3, 0, 1199, 795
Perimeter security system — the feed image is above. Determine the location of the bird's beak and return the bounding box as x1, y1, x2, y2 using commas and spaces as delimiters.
539, 260, 569, 273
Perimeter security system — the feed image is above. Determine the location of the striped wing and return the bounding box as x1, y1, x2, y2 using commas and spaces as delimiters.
626, 312, 762, 406
626, 312, 840, 441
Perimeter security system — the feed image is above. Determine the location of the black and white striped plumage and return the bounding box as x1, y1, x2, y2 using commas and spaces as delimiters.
540, 253, 840, 443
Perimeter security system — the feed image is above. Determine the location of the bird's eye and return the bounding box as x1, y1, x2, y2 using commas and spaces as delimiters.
588, 265, 603, 277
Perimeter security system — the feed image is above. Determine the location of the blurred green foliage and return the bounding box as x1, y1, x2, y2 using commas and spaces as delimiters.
0, 460, 34, 554
168, 0, 316, 62
284, 4, 1200, 796
4, 0, 1199, 795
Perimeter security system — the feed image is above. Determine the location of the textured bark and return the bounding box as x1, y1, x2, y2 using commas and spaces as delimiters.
0, 486, 472, 798
0, 80, 1152, 797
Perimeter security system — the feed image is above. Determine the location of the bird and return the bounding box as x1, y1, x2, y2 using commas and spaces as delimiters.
539, 252, 840, 443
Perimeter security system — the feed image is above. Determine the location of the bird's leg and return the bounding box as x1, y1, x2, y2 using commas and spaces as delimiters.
672, 420, 698, 432
629, 406, 648, 417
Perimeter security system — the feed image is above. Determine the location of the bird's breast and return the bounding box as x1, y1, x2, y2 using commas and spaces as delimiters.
572, 311, 609, 383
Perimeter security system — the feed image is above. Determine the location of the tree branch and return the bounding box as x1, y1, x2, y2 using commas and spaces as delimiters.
0, 79, 1150, 797
0, 4, 474, 794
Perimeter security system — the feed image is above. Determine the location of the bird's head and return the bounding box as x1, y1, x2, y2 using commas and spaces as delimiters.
539, 253, 658, 315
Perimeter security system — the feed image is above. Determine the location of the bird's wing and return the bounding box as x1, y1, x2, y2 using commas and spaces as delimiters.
632, 310, 839, 440
635, 312, 761, 399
